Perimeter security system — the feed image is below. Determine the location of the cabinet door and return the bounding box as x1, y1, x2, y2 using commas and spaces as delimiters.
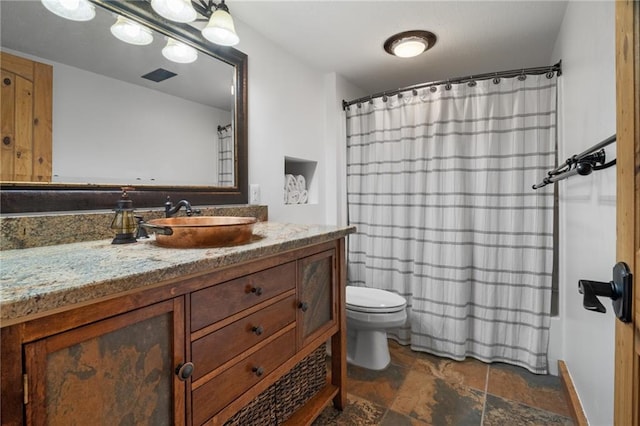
0, 51, 52, 182
24, 298, 186, 426
297, 249, 337, 348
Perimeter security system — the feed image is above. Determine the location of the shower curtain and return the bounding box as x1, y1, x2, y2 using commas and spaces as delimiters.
217, 125, 234, 186
346, 74, 556, 374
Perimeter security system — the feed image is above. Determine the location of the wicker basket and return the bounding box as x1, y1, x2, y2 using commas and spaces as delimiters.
275, 344, 328, 423
223, 384, 276, 426
224, 344, 328, 426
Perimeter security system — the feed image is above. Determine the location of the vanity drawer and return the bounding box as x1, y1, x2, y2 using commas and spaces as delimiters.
191, 295, 296, 380
191, 261, 296, 331
192, 328, 296, 425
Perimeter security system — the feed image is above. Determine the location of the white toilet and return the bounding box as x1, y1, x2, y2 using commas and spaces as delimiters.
346, 286, 407, 370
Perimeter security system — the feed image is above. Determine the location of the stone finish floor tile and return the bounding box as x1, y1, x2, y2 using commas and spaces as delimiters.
346, 362, 408, 407
391, 369, 484, 425
389, 340, 417, 369
487, 363, 572, 418
313, 394, 386, 426
380, 409, 430, 426
483, 394, 574, 426
411, 351, 489, 392
313, 340, 574, 426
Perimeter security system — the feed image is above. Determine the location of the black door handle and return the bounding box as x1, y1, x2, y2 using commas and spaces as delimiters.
578, 262, 632, 322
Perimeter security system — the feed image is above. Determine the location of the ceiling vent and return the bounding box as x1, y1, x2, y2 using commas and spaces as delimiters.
141, 68, 177, 82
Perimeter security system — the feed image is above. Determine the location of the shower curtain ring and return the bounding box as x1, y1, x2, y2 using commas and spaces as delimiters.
493, 73, 500, 84
546, 67, 555, 79
518, 69, 527, 81
445, 80, 452, 90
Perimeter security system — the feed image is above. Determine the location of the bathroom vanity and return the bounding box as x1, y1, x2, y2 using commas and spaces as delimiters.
0, 221, 354, 425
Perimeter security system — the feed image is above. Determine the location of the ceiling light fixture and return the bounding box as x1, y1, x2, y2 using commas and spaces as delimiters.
384, 30, 437, 58
162, 38, 198, 63
40, 0, 95, 22
110, 16, 154, 45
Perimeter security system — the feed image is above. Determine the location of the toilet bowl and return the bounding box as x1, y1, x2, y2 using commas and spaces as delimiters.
346, 286, 407, 370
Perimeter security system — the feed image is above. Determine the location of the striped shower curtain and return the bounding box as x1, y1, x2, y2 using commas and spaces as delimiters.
346, 74, 556, 374
217, 125, 234, 186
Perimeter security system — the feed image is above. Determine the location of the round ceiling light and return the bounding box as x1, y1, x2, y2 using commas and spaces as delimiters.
384, 30, 437, 58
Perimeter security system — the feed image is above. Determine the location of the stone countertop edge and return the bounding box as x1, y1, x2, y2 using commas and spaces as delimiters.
0, 222, 356, 325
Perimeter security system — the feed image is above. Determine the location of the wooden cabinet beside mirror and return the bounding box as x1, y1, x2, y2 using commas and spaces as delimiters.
0, 51, 52, 183
0, 239, 347, 425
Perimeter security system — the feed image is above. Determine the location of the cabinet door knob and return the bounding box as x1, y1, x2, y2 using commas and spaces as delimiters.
298, 302, 309, 312
252, 366, 264, 377
251, 286, 263, 296
251, 325, 264, 336
175, 362, 194, 381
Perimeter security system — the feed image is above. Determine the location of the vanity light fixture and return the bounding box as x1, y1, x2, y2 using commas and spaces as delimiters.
201, 1, 239, 46
40, 0, 95, 22
152, 0, 240, 47
384, 30, 437, 58
162, 38, 198, 63
110, 16, 154, 45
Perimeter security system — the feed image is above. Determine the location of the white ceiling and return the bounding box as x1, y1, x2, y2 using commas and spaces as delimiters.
1, 0, 236, 110
1, 1, 569, 106
229, 0, 568, 95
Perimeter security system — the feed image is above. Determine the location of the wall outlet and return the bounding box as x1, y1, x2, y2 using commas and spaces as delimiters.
249, 184, 260, 204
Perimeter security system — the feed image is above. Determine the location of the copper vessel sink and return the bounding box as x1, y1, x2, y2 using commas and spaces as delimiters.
142, 216, 257, 248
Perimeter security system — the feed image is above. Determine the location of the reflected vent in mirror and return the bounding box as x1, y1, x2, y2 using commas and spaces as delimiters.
141, 68, 178, 82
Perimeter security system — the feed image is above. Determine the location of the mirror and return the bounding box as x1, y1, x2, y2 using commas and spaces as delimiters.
0, 0, 248, 213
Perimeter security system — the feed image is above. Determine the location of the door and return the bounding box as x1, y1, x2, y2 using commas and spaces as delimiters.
614, 1, 639, 425
297, 248, 338, 348
23, 299, 186, 426
0, 51, 52, 182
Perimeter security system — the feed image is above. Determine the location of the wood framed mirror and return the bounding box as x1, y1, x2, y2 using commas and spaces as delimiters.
0, 0, 248, 213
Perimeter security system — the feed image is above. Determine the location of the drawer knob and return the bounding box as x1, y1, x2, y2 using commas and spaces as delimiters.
252, 325, 264, 336
175, 362, 194, 381
298, 302, 309, 312
251, 286, 263, 296
252, 366, 264, 377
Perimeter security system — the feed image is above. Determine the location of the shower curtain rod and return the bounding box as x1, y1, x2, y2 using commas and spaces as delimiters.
342, 61, 562, 110
532, 134, 617, 190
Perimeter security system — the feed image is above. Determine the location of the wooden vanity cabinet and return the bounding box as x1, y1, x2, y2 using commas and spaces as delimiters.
0, 238, 347, 426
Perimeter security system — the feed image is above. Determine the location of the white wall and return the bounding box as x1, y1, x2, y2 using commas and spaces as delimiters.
323, 73, 367, 226
235, 21, 328, 224
551, 2, 616, 424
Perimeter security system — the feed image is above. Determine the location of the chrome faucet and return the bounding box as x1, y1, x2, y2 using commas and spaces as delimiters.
164, 198, 201, 218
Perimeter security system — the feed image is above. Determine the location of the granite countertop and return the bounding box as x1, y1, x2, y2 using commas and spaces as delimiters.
0, 222, 355, 325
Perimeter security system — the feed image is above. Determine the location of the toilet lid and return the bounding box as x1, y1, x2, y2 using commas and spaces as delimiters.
346, 286, 406, 313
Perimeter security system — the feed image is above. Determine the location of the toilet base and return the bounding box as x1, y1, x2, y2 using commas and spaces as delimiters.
347, 328, 391, 370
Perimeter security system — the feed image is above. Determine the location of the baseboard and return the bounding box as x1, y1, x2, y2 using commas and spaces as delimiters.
558, 360, 589, 426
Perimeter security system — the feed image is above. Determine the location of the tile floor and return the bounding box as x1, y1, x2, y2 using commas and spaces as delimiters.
313, 340, 574, 426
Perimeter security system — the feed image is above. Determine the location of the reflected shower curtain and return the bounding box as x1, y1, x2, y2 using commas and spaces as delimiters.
217, 125, 234, 186
346, 74, 556, 373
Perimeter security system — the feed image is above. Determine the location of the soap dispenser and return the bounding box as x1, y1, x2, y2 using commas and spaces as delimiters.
110, 187, 137, 244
